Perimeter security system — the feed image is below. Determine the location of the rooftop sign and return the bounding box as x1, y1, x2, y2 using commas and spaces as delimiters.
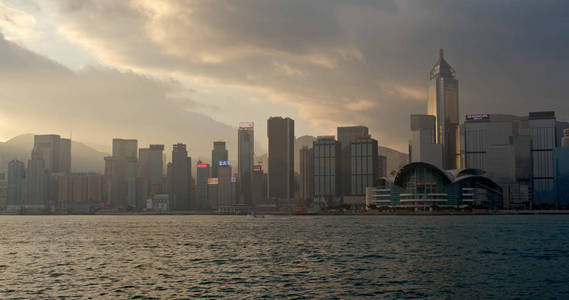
239, 122, 254, 128
466, 114, 490, 121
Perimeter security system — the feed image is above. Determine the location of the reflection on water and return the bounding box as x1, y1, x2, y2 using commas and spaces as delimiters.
1, 215, 568, 298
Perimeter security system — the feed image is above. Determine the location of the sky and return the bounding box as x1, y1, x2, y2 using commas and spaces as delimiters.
0, 0, 568, 160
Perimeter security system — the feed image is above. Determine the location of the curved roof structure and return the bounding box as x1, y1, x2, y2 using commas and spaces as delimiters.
456, 168, 487, 178
394, 162, 453, 186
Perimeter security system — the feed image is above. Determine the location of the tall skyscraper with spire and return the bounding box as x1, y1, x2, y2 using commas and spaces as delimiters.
428, 49, 460, 169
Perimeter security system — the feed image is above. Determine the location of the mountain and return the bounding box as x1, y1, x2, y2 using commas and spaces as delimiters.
0, 134, 108, 174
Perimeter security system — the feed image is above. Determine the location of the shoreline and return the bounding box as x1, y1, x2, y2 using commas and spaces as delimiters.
2, 210, 569, 216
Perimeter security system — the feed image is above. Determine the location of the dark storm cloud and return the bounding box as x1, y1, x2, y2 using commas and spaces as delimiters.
50, 0, 569, 150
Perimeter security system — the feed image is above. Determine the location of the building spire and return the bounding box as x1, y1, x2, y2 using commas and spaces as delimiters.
439, 48, 444, 59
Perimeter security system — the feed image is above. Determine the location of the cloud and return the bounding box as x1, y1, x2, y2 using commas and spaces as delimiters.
0, 34, 237, 161
0, 2, 40, 42
35, 0, 569, 151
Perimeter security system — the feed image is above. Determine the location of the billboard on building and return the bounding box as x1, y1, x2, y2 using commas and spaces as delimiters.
197, 163, 209, 169
253, 165, 263, 172
239, 122, 254, 128
219, 160, 231, 166
466, 114, 490, 121
231, 176, 237, 183
207, 178, 219, 185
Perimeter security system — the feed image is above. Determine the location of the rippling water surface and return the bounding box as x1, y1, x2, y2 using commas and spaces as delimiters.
1, 215, 569, 299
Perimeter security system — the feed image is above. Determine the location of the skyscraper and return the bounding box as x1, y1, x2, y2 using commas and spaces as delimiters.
170, 143, 191, 210
337, 126, 369, 196
27, 145, 48, 211
139, 144, 164, 185
33, 135, 71, 174
196, 161, 209, 209
105, 138, 138, 209
350, 136, 379, 195
211, 141, 228, 178
112, 139, 138, 159
238, 122, 254, 206
267, 117, 295, 206
313, 136, 340, 205
428, 49, 460, 169
7, 160, 25, 212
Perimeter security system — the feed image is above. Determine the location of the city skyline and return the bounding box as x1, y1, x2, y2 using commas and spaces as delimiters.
1, 1, 568, 155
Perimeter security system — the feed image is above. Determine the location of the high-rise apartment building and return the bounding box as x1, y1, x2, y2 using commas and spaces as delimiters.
238, 122, 254, 206
313, 136, 340, 205
170, 143, 191, 210
337, 126, 369, 196
428, 49, 460, 169
409, 114, 443, 168
267, 117, 295, 205
7, 160, 25, 212
529, 111, 557, 208
211, 141, 228, 178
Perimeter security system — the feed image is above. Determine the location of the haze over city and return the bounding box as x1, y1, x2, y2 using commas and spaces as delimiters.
1, 0, 568, 157
2, 1, 569, 298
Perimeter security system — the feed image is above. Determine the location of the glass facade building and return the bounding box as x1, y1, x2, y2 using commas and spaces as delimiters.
238, 123, 254, 206
350, 137, 378, 195
313, 136, 340, 205
427, 49, 460, 170
529, 111, 557, 208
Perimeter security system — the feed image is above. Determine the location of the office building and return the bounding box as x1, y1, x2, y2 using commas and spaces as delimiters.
313, 136, 340, 205
196, 162, 209, 209
211, 141, 228, 178
562, 129, 569, 148
299, 146, 313, 209
409, 114, 443, 168
238, 122, 254, 206
251, 165, 268, 209
169, 143, 191, 210
139, 144, 164, 184
216, 165, 232, 212
529, 111, 557, 208
33, 134, 71, 174
104, 138, 138, 210
27, 145, 48, 211
337, 126, 369, 196
428, 49, 460, 169
350, 136, 379, 195
112, 139, 138, 159
378, 155, 387, 178
463, 114, 532, 209
554, 140, 569, 208
7, 160, 25, 212
267, 117, 295, 206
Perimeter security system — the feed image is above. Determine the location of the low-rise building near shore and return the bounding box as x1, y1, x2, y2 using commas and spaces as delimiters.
366, 162, 503, 210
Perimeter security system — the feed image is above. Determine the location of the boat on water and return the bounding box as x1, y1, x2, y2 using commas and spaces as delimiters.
247, 212, 264, 219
